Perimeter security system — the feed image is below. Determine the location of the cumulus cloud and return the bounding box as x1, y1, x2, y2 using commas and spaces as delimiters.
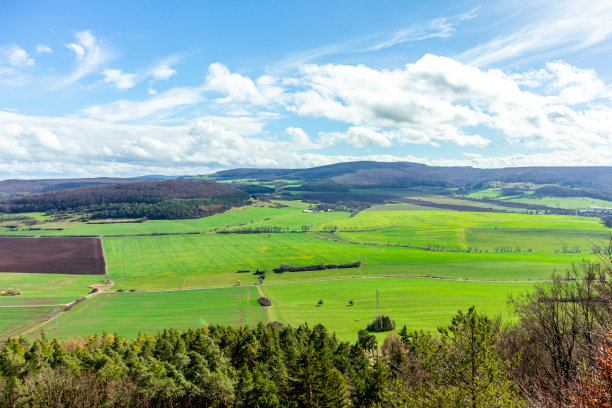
205, 63, 285, 107
152, 64, 177, 80
290, 55, 611, 150
1, 107, 611, 179
102, 68, 137, 90
35, 44, 52, 54
0, 45, 34, 67
206, 63, 266, 105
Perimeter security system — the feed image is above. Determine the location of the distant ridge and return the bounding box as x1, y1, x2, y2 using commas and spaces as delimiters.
211, 161, 612, 190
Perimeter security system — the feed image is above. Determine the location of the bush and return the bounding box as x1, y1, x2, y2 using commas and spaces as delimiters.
3, 288, 21, 296
267, 321, 285, 329
366, 315, 395, 332
257, 297, 271, 306
317, 299, 323, 306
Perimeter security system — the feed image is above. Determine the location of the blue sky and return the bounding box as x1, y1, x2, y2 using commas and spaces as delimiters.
1, 0, 611, 178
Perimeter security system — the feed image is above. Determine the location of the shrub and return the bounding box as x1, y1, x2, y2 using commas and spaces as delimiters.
267, 321, 285, 329
257, 297, 271, 306
317, 299, 323, 306
3, 288, 21, 296
366, 315, 395, 332
348, 300, 354, 306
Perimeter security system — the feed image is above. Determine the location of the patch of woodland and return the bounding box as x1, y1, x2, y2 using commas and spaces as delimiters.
0, 180, 250, 220
273, 261, 361, 273
366, 315, 396, 332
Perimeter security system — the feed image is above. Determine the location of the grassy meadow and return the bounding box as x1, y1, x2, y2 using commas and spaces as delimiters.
36, 277, 531, 342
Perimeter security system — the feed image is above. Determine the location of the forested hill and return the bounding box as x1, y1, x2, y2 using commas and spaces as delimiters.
0, 180, 250, 220
211, 161, 612, 190
0, 176, 168, 198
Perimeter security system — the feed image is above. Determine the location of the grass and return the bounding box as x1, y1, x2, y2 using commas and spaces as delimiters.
500, 196, 612, 210
466, 228, 611, 252
37, 287, 265, 340
0, 306, 55, 339
320, 208, 604, 231
103, 231, 590, 290
29, 278, 533, 342
0, 205, 351, 236
0, 273, 105, 306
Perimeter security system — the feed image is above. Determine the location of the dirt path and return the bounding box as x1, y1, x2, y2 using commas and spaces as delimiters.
246, 286, 255, 328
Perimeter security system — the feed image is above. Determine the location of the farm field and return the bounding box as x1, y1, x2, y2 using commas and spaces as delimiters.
38, 286, 265, 340
102, 231, 590, 290
2, 201, 609, 342
462, 189, 612, 210
0, 273, 105, 306
0, 306, 55, 340
500, 196, 612, 210
0, 202, 349, 236
0, 237, 105, 275
33, 277, 532, 342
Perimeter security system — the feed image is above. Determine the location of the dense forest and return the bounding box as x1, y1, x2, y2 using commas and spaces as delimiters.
0, 180, 250, 220
1, 241, 611, 407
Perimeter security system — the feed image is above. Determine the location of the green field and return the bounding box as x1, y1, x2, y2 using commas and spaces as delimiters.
3, 202, 610, 342
35, 278, 532, 342
103, 232, 589, 290
39, 287, 265, 340
0, 273, 105, 306
463, 188, 612, 210
0, 203, 351, 236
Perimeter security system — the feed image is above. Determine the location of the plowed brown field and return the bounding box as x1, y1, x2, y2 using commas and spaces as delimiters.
0, 237, 105, 275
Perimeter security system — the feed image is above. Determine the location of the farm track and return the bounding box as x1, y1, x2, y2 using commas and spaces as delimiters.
246, 287, 255, 328
99, 274, 544, 296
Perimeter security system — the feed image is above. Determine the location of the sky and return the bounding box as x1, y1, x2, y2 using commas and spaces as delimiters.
1, 0, 612, 178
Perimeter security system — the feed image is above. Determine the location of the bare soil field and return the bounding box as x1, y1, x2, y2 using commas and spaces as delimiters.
0, 237, 105, 275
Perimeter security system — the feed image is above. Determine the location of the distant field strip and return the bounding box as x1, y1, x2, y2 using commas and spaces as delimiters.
0, 205, 351, 237
103, 232, 589, 290
319, 209, 604, 231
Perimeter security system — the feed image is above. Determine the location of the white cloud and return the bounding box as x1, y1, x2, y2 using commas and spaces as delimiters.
152, 64, 177, 80
0, 45, 34, 68
330, 126, 395, 148
1, 108, 611, 179
370, 8, 478, 50
206, 63, 266, 104
35, 44, 52, 54
61, 30, 109, 86
290, 55, 611, 150
82, 86, 205, 122
459, 1, 612, 67
102, 68, 137, 90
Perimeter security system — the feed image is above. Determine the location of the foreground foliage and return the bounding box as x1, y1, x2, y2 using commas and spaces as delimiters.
0, 311, 524, 408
